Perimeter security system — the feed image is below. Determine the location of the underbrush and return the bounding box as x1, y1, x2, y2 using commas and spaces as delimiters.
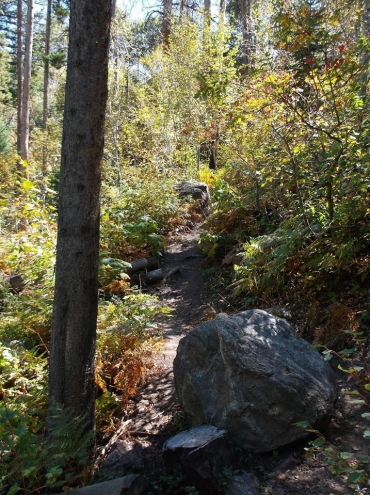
100, 165, 192, 259
200, 165, 370, 326
200, 191, 370, 494
0, 283, 171, 494
0, 161, 181, 494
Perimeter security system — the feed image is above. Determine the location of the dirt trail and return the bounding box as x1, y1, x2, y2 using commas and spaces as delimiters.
124, 222, 211, 436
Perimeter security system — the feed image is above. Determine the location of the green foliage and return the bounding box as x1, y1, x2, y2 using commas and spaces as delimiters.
197, 0, 370, 309
297, 424, 370, 493
0, 344, 90, 493
100, 167, 187, 259
0, 157, 176, 491
218, 466, 233, 491
1, 381, 92, 494
150, 469, 200, 495
98, 257, 131, 287
96, 293, 171, 422
0, 181, 56, 349
297, 330, 370, 493
0, 119, 10, 156
98, 293, 171, 340
43, 50, 67, 70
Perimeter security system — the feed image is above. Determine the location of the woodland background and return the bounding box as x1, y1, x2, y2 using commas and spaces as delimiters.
0, 0, 369, 493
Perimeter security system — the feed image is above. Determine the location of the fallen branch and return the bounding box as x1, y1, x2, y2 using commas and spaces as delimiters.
93, 419, 132, 470
127, 430, 167, 437
143, 268, 163, 284
127, 257, 159, 275
163, 265, 181, 283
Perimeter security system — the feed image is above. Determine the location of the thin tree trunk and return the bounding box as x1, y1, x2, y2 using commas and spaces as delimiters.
42, 0, 52, 174
219, 0, 227, 67
241, 0, 252, 70
112, 4, 119, 173
326, 180, 334, 222
204, 0, 211, 27
361, 0, 370, 85
20, 0, 34, 164
203, 0, 211, 60
163, 0, 172, 47
219, 0, 226, 34
43, 0, 51, 130
17, 0, 23, 159
48, 0, 112, 439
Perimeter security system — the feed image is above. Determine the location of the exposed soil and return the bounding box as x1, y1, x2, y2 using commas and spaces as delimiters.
124, 222, 213, 436
98, 222, 370, 495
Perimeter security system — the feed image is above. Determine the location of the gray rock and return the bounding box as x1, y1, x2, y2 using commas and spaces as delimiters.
174, 181, 210, 209
58, 474, 149, 495
174, 309, 338, 453
2, 273, 25, 292
163, 425, 231, 494
101, 440, 144, 475
227, 472, 262, 495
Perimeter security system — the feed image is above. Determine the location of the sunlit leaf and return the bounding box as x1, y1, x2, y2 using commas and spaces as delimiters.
21, 179, 34, 191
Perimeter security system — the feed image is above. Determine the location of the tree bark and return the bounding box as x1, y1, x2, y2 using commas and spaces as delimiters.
218, 0, 227, 67
219, 0, 226, 34
17, 0, 23, 157
42, 0, 52, 174
163, 0, 172, 48
43, 0, 51, 131
204, 0, 211, 24
241, 0, 252, 70
209, 139, 217, 169
361, 0, 370, 84
48, 0, 112, 438
20, 0, 34, 164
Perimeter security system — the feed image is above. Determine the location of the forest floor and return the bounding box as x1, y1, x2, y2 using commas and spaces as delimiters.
98, 221, 370, 495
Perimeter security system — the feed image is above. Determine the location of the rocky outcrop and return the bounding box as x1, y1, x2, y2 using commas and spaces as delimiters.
101, 439, 144, 476
173, 309, 338, 453
174, 181, 210, 209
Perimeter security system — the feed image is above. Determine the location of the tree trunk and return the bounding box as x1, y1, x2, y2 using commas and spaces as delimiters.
219, 0, 226, 34
163, 0, 172, 48
204, 0, 211, 24
42, 0, 52, 174
361, 0, 370, 84
48, 0, 112, 439
110, 1, 120, 179
209, 139, 217, 169
241, 0, 252, 70
20, 0, 34, 164
219, 0, 227, 67
203, 0, 211, 57
17, 0, 23, 158
43, 0, 51, 130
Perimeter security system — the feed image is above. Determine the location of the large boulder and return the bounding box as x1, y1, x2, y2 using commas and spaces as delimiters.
174, 181, 210, 209
173, 309, 338, 453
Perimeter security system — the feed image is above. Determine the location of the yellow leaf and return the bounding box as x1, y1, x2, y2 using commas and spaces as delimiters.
22, 179, 34, 191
